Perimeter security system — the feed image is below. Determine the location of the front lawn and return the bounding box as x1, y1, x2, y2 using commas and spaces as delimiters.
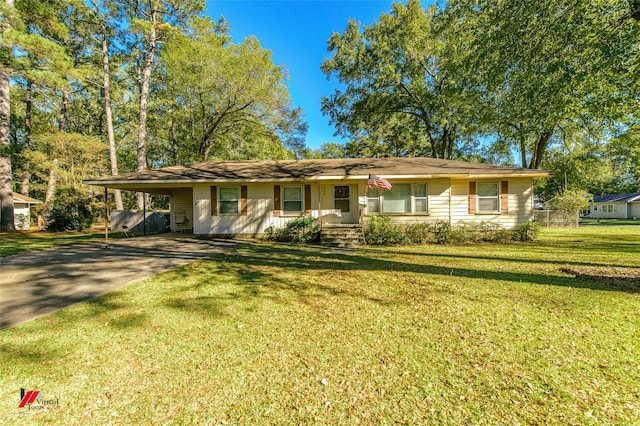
0, 230, 118, 257
1, 227, 639, 424
580, 218, 640, 226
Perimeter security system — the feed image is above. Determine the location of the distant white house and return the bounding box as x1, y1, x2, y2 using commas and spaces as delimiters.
588, 193, 640, 220
13, 194, 42, 230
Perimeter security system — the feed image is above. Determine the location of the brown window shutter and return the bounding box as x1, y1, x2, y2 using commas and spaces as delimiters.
273, 185, 281, 217
211, 186, 217, 216
468, 181, 476, 214
304, 184, 311, 216
501, 181, 509, 213
241, 185, 248, 216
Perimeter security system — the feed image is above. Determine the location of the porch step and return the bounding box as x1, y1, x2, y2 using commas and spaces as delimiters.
320, 224, 365, 248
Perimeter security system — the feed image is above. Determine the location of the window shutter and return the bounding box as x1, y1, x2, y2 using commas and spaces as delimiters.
241, 185, 248, 216
468, 181, 476, 214
304, 184, 311, 216
501, 181, 509, 213
273, 185, 281, 217
210, 186, 217, 216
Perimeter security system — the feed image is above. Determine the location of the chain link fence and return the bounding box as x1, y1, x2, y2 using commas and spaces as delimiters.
533, 210, 579, 227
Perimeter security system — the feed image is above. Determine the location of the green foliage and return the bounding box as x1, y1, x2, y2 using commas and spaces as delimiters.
514, 221, 540, 242
364, 214, 407, 245
264, 216, 319, 243
366, 218, 537, 246
548, 188, 593, 227
46, 187, 94, 231
321, 0, 482, 160
159, 17, 306, 163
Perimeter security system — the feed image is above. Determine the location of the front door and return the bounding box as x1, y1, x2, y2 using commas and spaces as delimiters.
320, 184, 355, 224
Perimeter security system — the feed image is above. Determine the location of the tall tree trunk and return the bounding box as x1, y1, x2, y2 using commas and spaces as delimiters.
0, 0, 15, 231
171, 116, 179, 166
101, 21, 123, 209
59, 88, 68, 131
21, 79, 32, 196
45, 158, 58, 202
135, 9, 157, 209
528, 129, 553, 169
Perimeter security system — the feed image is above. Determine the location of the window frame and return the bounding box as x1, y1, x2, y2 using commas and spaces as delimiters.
366, 182, 429, 215
218, 186, 240, 215
476, 182, 500, 214
282, 185, 303, 216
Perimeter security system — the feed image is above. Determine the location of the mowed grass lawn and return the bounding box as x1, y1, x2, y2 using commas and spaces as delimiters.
1, 227, 639, 424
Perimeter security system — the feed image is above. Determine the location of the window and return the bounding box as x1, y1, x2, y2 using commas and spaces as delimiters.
367, 187, 380, 213
603, 204, 616, 213
219, 187, 239, 214
477, 182, 499, 213
334, 185, 350, 213
414, 183, 428, 213
283, 186, 303, 214
383, 183, 411, 213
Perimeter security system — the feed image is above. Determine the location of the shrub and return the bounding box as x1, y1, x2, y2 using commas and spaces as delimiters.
265, 216, 320, 243
46, 187, 94, 231
431, 220, 454, 244
514, 221, 540, 242
365, 214, 406, 245
404, 222, 434, 244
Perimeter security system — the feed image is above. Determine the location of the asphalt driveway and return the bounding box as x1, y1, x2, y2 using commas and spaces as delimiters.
0, 235, 246, 329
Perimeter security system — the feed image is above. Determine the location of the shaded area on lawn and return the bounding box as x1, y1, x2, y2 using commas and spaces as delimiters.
0, 237, 245, 329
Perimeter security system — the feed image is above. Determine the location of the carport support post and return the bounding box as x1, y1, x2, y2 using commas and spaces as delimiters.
104, 187, 109, 242
143, 192, 147, 236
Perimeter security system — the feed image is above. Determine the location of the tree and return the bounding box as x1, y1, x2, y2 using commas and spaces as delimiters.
124, 0, 204, 208
321, 0, 483, 160
46, 186, 93, 231
548, 188, 592, 227
1, 0, 16, 230
159, 16, 306, 162
448, 0, 640, 168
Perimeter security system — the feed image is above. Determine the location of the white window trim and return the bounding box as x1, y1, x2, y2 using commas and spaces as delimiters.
219, 186, 240, 215
477, 182, 500, 214
366, 182, 429, 215
282, 185, 303, 216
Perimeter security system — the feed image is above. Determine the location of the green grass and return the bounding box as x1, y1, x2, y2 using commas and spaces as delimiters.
0, 230, 115, 257
1, 227, 639, 424
580, 218, 640, 226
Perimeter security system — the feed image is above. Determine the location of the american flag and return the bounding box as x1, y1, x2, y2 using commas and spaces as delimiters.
367, 174, 392, 190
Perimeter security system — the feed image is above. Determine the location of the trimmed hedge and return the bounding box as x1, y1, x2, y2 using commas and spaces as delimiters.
365, 215, 539, 245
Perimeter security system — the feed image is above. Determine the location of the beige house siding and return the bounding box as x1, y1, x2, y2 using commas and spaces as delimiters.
171, 188, 193, 232
450, 178, 532, 229
171, 177, 536, 235
630, 203, 640, 219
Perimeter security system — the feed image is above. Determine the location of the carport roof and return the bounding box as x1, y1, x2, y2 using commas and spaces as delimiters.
84, 157, 551, 189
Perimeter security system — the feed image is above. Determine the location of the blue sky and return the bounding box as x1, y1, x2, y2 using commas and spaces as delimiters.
204, 1, 402, 150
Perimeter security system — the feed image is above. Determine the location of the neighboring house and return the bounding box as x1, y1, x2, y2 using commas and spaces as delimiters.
84, 158, 551, 236
13, 194, 42, 230
588, 193, 640, 220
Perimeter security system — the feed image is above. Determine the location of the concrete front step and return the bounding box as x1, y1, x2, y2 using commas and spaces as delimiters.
319, 225, 365, 247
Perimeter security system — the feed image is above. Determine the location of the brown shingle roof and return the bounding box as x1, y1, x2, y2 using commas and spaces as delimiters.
84, 157, 551, 186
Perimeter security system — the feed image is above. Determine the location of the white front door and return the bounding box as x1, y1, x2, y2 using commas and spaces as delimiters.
320, 184, 356, 224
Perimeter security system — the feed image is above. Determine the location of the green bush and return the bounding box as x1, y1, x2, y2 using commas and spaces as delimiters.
404, 222, 434, 244
365, 217, 539, 246
265, 216, 320, 243
364, 214, 407, 245
514, 221, 540, 242
46, 187, 94, 231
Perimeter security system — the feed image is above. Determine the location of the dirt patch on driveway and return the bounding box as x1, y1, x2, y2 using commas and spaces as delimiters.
0, 235, 246, 329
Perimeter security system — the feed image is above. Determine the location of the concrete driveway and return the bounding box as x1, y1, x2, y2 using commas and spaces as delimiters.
0, 235, 246, 329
